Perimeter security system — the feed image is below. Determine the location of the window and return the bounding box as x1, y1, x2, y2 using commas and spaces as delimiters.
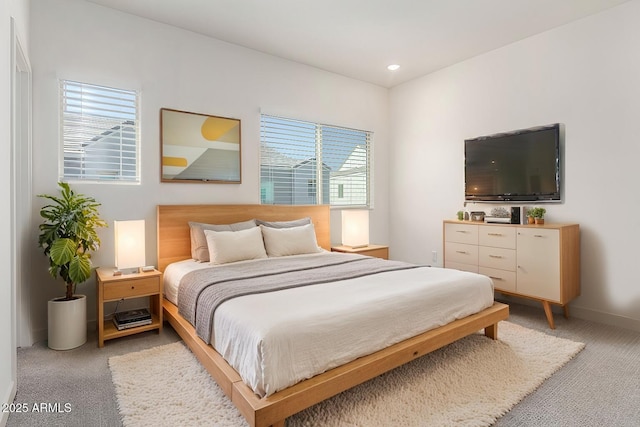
60, 80, 140, 183
260, 114, 371, 207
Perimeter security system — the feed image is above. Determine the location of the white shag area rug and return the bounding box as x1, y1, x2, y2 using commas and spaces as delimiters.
109, 321, 584, 427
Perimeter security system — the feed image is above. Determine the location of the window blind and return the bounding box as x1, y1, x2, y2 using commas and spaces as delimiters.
61, 80, 140, 183
260, 114, 371, 207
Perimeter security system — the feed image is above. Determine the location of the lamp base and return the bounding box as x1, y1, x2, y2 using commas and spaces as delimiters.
113, 267, 139, 276
344, 244, 369, 249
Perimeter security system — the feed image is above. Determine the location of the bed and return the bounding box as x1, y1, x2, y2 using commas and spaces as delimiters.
158, 204, 509, 427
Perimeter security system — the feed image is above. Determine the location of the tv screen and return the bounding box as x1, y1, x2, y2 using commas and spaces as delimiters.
465, 124, 561, 202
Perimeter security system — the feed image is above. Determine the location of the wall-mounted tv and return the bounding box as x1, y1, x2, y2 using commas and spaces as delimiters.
465, 123, 561, 202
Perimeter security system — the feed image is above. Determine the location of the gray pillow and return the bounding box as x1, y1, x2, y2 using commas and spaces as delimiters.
255, 217, 311, 229
189, 219, 257, 262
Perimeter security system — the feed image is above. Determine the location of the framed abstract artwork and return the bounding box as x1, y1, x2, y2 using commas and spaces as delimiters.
160, 108, 241, 183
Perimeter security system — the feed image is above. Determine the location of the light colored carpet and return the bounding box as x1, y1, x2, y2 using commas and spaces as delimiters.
108, 321, 584, 427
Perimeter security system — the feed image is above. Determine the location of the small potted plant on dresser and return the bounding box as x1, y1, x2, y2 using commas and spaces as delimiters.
38, 182, 107, 350
528, 207, 546, 225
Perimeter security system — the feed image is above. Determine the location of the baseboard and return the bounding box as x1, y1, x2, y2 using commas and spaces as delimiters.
570, 305, 640, 332
31, 327, 47, 346
1, 378, 17, 427
495, 292, 640, 332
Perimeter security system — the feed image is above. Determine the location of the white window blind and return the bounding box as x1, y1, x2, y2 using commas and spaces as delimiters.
260, 114, 371, 207
61, 80, 140, 183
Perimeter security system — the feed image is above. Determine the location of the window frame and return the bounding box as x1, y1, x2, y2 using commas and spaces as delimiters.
260, 114, 372, 209
59, 79, 141, 184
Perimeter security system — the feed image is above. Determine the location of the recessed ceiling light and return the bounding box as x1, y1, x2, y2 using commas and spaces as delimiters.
387, 64, 400, 71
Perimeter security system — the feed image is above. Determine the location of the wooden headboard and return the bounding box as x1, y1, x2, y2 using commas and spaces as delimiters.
156, 204, 331, 272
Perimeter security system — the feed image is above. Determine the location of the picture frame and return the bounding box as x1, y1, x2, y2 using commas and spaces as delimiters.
160, 108, 241, 183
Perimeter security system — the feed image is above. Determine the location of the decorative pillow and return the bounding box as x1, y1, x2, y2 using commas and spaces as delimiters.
255, 217, 311, 229
189, 219, 257, 262
204, 227, 267, 265
260, 223, 321, 257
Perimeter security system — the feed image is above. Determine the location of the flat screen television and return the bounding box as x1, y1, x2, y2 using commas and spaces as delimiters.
465, 123, 561, 202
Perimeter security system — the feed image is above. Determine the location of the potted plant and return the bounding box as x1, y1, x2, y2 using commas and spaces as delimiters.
38, 182, 106, 350
528, 207, 546, 225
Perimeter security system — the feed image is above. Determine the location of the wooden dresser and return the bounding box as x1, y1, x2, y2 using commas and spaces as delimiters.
443, 220, 580, 328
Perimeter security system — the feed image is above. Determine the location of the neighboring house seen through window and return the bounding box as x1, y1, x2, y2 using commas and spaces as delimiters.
260, 114, 371, 207
60, 80, 140, 183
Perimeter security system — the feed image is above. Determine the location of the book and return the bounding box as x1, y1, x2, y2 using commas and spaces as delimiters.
112, 317, 152, 331
114, 308, 151, 324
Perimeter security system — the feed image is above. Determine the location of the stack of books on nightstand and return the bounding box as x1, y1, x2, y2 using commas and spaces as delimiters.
112, 308, 152, 331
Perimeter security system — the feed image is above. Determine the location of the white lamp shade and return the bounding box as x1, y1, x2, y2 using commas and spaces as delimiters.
114, 220, 146, 270
342, 210, 370, 248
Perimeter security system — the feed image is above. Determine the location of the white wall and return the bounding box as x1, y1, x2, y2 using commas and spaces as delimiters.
390, 0, 640, 330
28, 0, 389, 343
2, 0, 29, 421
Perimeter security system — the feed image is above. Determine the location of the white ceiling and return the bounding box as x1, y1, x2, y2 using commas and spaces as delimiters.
85, 0, 629, 88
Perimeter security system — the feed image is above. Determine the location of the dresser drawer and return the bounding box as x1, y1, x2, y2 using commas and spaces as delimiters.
445, 242, 478, 266
479, 267, 516, 293
479, 246, 516, 271
444, 223, 478, 245
479, 225, 516, 249
103, 277, 160, 300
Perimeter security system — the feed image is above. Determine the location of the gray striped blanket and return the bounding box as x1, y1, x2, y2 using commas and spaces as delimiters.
177, 252, 421, 344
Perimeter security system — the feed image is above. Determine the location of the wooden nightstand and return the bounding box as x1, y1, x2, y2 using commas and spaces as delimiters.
331, 244, 389, 260
96, 267, 163, 347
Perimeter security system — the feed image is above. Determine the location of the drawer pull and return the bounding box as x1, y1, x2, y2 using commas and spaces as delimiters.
131, 286, 135, 290
533, 234, 544, 238
456, 250, 468, 254
489, 255, 503, 259
455, 230, 468, 233
487, 233, 503, 236
489, 276, 504, 281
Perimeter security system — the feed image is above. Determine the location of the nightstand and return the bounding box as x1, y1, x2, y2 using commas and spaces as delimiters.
96, 267, 163, 347
331, 244, 389, 260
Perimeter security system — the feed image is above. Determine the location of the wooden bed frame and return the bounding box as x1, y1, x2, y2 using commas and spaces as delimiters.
157, 204, 509, 427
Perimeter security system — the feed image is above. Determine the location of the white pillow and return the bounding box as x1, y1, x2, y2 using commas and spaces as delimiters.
204, 227, 267, 265
260, 223, 321, 257
189, 219, 257, 262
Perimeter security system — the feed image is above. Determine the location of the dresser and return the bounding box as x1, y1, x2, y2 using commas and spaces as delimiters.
443, 220, 580, 329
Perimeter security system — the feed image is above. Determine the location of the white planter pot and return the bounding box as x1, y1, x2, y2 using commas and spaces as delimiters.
48, 294, 87, 350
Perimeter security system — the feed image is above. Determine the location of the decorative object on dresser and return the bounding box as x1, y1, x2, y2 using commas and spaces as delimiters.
96, 267, 163, 347
510, 206, 522, 224
470, 211, 486, 222
527, 207, 546, 225
443, 220, 579, 329
484, 207, 511, 224
483, 207, 524, 224
38, 182, 107, 350
331, 244, 389, 260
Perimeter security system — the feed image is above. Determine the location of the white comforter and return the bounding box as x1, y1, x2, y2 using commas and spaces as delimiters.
164, 254, 494, 397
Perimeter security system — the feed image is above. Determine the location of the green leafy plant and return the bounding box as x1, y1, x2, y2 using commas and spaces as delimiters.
528, 207, 546, 219
38, 182, 107, 300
